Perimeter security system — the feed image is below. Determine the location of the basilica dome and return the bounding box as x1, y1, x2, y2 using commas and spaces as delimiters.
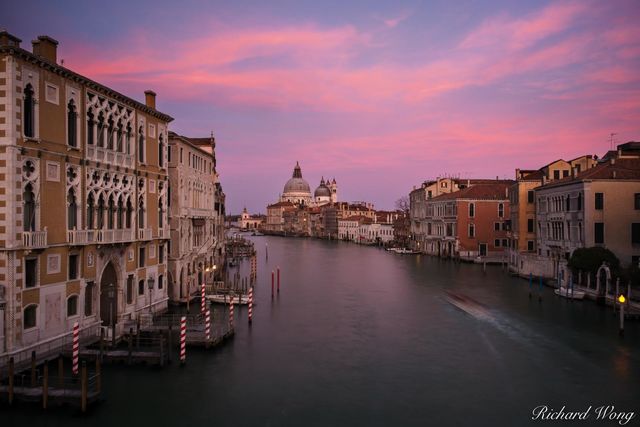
281, 161, 312, 205
314, 180, 331, 198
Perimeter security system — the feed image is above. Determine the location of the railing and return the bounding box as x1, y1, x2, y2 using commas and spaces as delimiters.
156, 228, 170, 239
138, 228, 152, 241
67, 228, 136, 245
87, 146, 134, 169
22, 229, 48, 249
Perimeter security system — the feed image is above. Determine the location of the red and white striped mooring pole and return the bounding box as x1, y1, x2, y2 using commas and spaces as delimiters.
248, 287, 254, 325
205, 309, 211, 341
201, 282, 206, 314
229, 296, 234, 329
72, 321, 79, 375
180, 316, 186, 364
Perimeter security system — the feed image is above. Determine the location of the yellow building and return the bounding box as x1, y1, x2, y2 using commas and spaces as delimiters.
507, 156, 597, 276
0, 32, 172, 355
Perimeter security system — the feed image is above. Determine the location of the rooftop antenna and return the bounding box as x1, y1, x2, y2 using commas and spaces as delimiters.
609, 132, 617, 150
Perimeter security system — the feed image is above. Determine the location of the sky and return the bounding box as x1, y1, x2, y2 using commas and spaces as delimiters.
3, 0, 640, 213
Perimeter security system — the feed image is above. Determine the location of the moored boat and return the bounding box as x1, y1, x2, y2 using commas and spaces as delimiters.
554, 287, 585, 300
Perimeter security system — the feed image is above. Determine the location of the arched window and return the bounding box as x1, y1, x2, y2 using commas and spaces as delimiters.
126, 123, 132, 155
138, 126, 145, 162
23, 183, 36, 232
67, 295, 79, 317
97, 112, 105, 147
107, 195, 116, 229
158, 197, 164, 229
116, 119, 123, 152
23, 83, 35, 138
138, 197, 145, 229
87, 193, 95, 229
498, 203, 504, 218
107, 117, 114, 150
468, 203, 475, 218
158, 274, 164, 290
97, 194, 105, 229
126, 198, 133, 228
158, 134, 164, 167
87, 111, 95, 145
67, 100, 77, 147
67, 188, 77, 230
24, 304, 37, 329
117, 197, 124, 229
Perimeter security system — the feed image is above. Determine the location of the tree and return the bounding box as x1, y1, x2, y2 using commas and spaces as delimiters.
568, 247, 620, 275
395, 196, 410, 213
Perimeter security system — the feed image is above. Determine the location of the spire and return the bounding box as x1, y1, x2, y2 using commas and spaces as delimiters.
292, 161, 302, 178
320, 176, 325, 185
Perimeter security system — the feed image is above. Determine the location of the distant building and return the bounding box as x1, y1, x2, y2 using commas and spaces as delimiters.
237, 207, 265, 230
279, 161, 338, 208
423, 182, 513, 261
266, 201, 296, 233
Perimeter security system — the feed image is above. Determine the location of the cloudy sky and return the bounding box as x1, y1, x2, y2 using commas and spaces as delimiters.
4, 0, 639, 213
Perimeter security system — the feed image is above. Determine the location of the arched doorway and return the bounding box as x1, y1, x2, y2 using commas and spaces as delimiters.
100, 262, 118, 329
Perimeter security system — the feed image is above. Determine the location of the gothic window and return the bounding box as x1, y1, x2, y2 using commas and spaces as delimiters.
116, 119, 123, 152
138, 126, 145, 162
158, 197, 164, 228
107, 117, 114, 150
138, 196, 145, 229
117, 197, 124, 229
67, 295, 78, 317
498, 203, 504, 218
126, 198, 133, 228
126, 123, 132, 155
107, 195, 116, 229
67, 188, 78, 230
159, 134, 164, 167
23, 183, 36, 232
97, 112, 105, 147
97, 194, 105, 229
67, 100, 77, 147
23, 83, 35, 138
87, 111, 95, 145
87, 193, 95, 229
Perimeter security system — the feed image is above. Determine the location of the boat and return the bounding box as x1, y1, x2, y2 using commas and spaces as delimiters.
554, 287, 585, 300
395, 248, 420, 255
252, 231, 264, 236
386, 247, 400, 253
207, 293, 252, 305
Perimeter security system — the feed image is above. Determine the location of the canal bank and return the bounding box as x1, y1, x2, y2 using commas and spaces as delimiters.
2, 236, 639, 426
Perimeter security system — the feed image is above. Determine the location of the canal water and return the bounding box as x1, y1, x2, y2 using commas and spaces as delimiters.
3, 236, 640, 426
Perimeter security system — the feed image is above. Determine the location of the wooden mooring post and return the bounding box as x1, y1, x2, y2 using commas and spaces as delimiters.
167, 325, 173, 364
58, 355, 64, 388
128, 328, 134, 365
42, 360, 49, 410
100, 327, 105, 361
96, 358, 101, 395
31, 350, 37, 387
81, 361, 87, 413
8, 357, 14, 405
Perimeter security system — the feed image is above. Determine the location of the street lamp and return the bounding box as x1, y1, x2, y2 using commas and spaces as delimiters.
108, 283, 115, 347
147, 277, 155, 317
618, 294, 626, 336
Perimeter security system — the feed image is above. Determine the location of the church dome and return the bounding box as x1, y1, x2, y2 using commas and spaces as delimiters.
283, 162, 311, 194
314, 179, 331, 198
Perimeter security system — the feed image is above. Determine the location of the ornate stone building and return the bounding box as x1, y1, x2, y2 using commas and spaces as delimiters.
0, 32, 171, 355
167, 132, 225, 304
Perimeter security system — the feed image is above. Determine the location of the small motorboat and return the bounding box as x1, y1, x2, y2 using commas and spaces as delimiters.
207, 293, 252, 305
554, 287, 585, 300
395, 248, 420, 254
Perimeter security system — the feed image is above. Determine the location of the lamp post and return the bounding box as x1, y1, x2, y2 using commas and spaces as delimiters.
147, 277, 154, 318
108, 283, 115, 347
618, 294, 626, 336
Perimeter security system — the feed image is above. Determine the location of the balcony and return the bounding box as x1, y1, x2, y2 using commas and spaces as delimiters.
68, 228, 137, 245
22, 229, 48, 249
156, 228, 170, 239
87, 146, 134, 169
138, 228, 152, 241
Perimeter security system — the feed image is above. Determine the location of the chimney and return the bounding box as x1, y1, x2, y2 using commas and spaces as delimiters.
0, 30, 21, 48
32, 35, 58, 63
144, 90, 157, 109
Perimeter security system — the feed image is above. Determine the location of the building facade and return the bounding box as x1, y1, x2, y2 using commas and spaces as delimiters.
167, 132, 225, 304
0, 32, 172, 354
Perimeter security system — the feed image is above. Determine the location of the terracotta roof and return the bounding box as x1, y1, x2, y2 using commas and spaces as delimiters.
429, 182, 512, 201
267, 201, 296, 208
537, 157, 640, 189
342, 215, 370, 222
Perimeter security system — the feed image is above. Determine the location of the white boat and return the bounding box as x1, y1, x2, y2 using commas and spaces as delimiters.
386, 247, 400, 253
395, 248, 420, 254
554, 287, 585, 300
207, 293, 251, 305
